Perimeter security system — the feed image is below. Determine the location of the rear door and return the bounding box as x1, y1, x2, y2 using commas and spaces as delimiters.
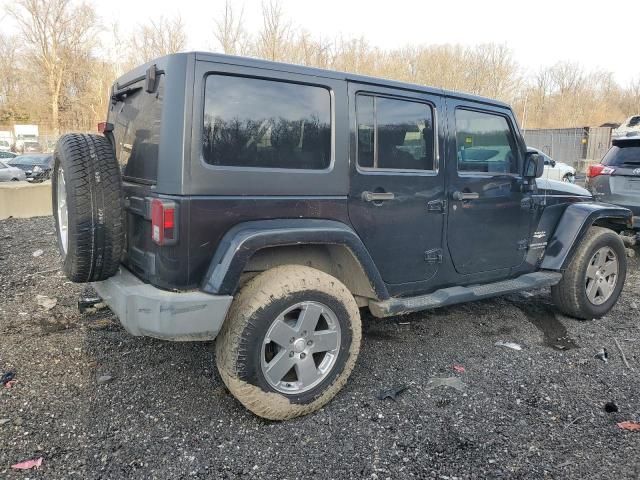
347, 83, 446, 285
445, 100, 530, 275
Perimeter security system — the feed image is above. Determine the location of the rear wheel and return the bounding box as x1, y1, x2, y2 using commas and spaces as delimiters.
215, 265, 361, 420
52, 133, 124, 282
552, 226, 626, 319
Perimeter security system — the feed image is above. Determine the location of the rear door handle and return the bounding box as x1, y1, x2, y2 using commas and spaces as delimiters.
451, 191, 479, 201
362, 191, 395, 202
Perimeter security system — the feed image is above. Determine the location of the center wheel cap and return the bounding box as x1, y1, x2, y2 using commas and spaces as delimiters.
293, 338, 306, 353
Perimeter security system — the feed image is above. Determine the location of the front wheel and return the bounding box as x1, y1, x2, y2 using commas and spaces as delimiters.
562, 173, 575, 183
552, 226, 626, 319
215, 265, 361, 420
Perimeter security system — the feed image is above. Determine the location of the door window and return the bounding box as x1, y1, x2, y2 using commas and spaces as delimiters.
203, 75, 331, 170
455, 109, 519, 174
356, 94, 436, 171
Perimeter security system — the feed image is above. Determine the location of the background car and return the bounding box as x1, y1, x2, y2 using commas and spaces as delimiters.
527, 147, 576, 182
0, 139, 12, 152
612, 115, 640, 139
586, 137, 640, 229
0, 160, 27, 182
8, 153, 53, 182
0, 150, 17, 160
22, 140, 42, 153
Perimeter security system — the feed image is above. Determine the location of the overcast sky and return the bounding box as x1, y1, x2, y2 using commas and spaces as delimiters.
7, 0, 640, 84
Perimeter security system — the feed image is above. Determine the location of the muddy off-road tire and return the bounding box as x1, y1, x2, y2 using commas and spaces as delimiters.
215, 265, 362, 420
52, 133, 124, 282
552, 226, 626, 319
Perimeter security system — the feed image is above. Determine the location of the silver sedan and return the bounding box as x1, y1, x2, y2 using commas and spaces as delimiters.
0, 160, 26, 182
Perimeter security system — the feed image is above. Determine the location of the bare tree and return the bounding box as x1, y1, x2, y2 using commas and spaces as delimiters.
128, 16, 187, 67
256, 0, 292, 61
214, 1, 249, 55
8, 0, 99, 135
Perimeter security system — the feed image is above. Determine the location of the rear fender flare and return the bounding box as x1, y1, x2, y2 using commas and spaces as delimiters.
201, 219, 389, 299
540, 202, 631, 270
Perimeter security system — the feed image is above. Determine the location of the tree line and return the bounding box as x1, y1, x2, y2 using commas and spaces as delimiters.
1, 0, 639, 135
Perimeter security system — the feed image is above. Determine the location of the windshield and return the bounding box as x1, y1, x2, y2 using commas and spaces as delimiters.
603, 142, 640, 166
627, 116, 640, 127
9, 155, 51, 166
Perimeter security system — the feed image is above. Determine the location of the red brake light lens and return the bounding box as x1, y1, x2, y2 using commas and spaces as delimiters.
587, 164, 615, 178
151, 199, 178, 245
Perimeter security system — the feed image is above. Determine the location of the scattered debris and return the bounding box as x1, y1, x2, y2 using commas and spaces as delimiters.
595, 348, 609, 363
1, 371, 16, 385
631, 302, 638, 310
614, 338, 633, 370
495, 341, 522, 351
36, 295, 57, 311
5, 379, 17, 389
11, 457, 43, 470
604, 402, 619, 413
626, 248, 635, 258
97, 375, 113, 385
617, 421, 640, 431
564, 415, 587, 429
32, 249, 44, 257
426, 377, 466, 392
0, 418, 10, 425
453, 365, 466, 373
377, 384, 409, 401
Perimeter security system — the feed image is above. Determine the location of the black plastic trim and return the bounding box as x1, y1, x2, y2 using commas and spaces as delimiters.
541, 202, 632, 270
200, 219, 389, 299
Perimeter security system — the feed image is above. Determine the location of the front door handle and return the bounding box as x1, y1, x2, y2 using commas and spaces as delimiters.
362, 191, 395, 202
451, 191, 479, 201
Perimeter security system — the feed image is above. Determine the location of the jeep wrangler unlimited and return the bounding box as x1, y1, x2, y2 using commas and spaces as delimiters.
52, 52, 632, 420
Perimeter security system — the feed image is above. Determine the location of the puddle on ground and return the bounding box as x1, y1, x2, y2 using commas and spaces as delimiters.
511, 300, 579, 351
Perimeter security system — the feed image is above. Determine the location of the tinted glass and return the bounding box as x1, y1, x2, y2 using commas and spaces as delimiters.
357, 94, 435, 170
203, 75, 331, 170
0, 151, 15, 159
455, 109, 519, 174
111, 76, 164, 183
603, 142, 640, 166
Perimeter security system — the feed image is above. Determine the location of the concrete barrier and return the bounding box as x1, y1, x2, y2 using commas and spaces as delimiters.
0, 181, 52, 220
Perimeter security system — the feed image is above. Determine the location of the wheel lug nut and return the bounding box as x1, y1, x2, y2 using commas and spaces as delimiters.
289, 351, 295, 357
307, 340, 313, 346
289, 337, 295, 343
302, 331, 307, 336
300, 353, 306, 359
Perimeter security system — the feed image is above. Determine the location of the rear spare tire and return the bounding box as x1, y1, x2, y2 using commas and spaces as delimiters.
52, 133, 124, 282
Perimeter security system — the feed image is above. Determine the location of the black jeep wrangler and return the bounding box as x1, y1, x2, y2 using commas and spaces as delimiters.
52, 52, 632, 420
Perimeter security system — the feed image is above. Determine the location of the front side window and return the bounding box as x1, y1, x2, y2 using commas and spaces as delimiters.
455, 109, 519, 174
203, 75, 331, 170
356, 94, 435, 171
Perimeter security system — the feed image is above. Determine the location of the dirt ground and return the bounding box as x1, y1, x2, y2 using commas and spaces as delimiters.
1, 216, 639, 479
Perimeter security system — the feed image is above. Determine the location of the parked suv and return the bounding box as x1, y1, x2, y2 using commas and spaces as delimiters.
52, 53, 632, 420
586, 137, 640, 230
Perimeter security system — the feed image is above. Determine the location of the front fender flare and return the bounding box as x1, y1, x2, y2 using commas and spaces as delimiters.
540, 202, 631, 271
201, 219, 389, 299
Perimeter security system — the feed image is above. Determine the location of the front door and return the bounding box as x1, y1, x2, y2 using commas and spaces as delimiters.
446, 101, 530, 275
347, 83, 445, 285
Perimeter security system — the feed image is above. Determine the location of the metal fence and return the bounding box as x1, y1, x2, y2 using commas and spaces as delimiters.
522, 127, 612, 172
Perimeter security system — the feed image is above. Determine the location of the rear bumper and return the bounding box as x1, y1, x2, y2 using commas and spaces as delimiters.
92, 268, 233, 341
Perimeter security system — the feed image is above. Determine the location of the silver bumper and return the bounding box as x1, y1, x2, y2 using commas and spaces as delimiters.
92, 268, 233, 341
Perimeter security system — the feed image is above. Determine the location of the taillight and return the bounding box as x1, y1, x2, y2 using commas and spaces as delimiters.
151, 199, 178, 246
587, 164, 615, 178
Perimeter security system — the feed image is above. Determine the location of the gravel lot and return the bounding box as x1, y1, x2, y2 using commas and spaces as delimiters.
1, 216, 639, 479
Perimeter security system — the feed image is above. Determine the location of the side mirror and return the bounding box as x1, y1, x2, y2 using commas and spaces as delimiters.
524, 152, 545, 178
550, 159, 556, 168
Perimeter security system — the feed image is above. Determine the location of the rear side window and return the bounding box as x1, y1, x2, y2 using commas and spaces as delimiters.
455, 109, 519, 174
111, 76, 164, 183
356, 94, 436, 171
603, 142, 640, 166
202, 75, 331, 170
